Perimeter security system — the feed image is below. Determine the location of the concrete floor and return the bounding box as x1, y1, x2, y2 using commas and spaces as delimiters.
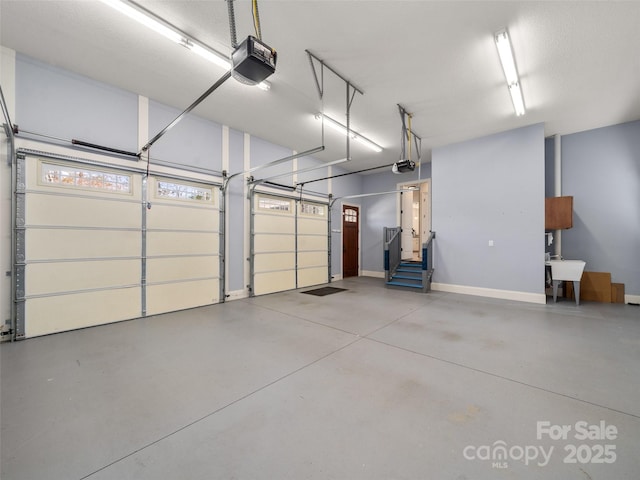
1, 276, 639, 479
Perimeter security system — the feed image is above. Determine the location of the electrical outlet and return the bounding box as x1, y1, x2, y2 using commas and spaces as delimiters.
488, 240, 494, 247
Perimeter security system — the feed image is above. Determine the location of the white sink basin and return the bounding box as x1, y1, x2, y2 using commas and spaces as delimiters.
546, 260, 586, 281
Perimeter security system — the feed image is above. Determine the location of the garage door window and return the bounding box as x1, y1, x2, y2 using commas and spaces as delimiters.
41, 162, 131, 194
156, 180, 213, 203
300, 203, 325, 216
258, 196, 291, 212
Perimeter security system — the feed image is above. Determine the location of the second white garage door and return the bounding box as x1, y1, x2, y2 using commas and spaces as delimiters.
252, 192, 328, 296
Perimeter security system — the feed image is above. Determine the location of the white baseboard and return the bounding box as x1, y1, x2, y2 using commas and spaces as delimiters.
226, 289, 249, 301
431, 282, 547, 305
330, 274, 343, 282
625, 294, 640, 305
361, 270, 385, 279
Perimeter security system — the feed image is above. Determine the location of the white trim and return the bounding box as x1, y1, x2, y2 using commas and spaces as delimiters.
226, 289, 249, 301
292, 153, 297, 185
625, 294, 640, 305
362, 270, 385, 279
431, 282, 547, 305
137, 95, 149, 153
1, 46, 16, 119
331, 273, 343, 281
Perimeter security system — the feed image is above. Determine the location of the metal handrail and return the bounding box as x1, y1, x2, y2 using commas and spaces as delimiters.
421, 231, 436, 292
383, 226, 402, 282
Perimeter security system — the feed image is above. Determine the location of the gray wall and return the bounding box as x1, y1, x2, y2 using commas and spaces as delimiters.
360, 164, 432, 273
10, 52, 366, 299
148, 100, 222, 171
561, 120, 640, 296
15, 54, 138, 152
431, 124, 545, 294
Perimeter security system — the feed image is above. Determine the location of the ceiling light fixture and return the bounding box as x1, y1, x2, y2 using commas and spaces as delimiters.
494, 29, 525, 116
100, 0, 270, 90
314, 114, 383, 153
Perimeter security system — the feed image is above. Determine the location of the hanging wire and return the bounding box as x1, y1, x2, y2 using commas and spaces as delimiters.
320, 68, 325, 147
252, 0, 262, 40
399, 106, 407, 160
226, 0, 238, 48
407, 113, 413, 161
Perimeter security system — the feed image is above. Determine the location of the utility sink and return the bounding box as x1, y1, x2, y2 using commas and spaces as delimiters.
546, 260, 586, 305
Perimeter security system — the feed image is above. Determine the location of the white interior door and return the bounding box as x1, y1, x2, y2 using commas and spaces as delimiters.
421, 180, 431, 242
401, 189, 414, 260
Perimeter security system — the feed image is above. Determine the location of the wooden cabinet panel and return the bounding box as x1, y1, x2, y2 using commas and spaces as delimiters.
545, 196, 573, 230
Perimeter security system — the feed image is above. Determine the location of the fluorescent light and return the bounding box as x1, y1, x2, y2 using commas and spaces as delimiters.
495, 29, 526, 116
509, 83, 525, 116
100, 0, 270, 91
314, 114, 383, 153
189, 42, 231, 70
101, 0, 183, 44
256, 81, 271, 91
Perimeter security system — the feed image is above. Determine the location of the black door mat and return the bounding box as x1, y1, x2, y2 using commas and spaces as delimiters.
301, 287, 347, 296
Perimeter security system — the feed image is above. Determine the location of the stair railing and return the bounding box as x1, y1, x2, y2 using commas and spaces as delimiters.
383, 226, 402, 282
421, 231, 436, 292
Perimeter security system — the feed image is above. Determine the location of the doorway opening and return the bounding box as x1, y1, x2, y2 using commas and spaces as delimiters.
399, 180, 431, 262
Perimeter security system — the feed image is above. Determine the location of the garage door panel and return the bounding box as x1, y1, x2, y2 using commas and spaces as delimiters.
146, 280, 218, 316
254, 271, 296, 296
254, 234, 295, 253
26, 194, 140, 229
298, 235, 327, 251
254, 252, 295, 272
298, 251, 328, 268
254, 214, 294, 234
147, 256, 218, 283
146, 204, 218, 231
25, 287, 141, 337
26, 229, 140, 260
26, 260, 140, 296
297, 217, 326, 234
147, 231, 218, 257
298, 267, 328, 288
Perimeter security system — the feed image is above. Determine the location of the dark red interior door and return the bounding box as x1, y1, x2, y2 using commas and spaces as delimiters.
342, 205, 359, 278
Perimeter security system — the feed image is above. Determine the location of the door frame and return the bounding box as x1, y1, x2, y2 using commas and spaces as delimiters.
340, 201, 361, 279
396, 179, 431, 259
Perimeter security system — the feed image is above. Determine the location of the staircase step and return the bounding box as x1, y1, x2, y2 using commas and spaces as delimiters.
399, 262, 421, 268
393, 274, 422, 280
397, 267, 422, 273
386, 281, 424, 289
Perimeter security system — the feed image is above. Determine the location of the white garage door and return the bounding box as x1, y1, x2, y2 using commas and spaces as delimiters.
14, 148, 221, 338
252, 192, 328, 296
19, 152, 142, 337
145, 176, 220, 316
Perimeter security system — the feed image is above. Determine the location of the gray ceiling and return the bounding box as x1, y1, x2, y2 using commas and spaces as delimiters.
2, 1, 640, 172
